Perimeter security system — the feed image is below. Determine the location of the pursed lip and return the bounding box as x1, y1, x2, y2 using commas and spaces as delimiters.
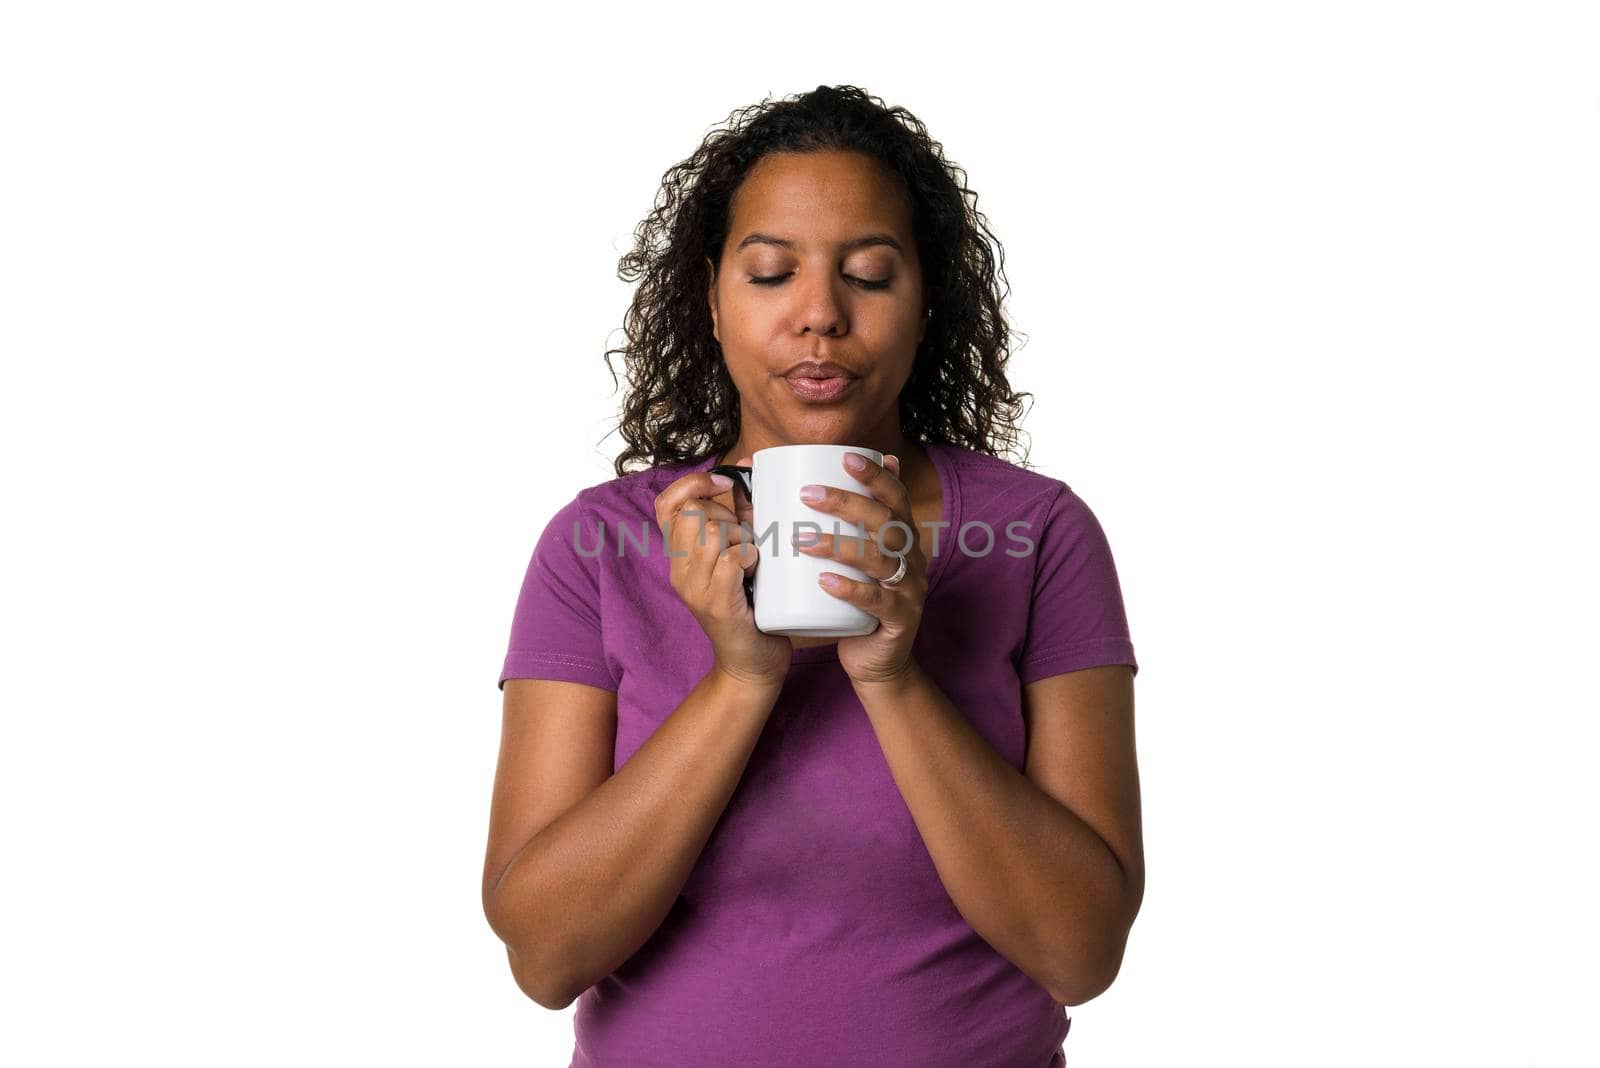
783, 373, 859, 403
782, 359, 859, 380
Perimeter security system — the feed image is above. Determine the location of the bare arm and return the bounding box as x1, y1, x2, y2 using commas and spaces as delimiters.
482, 668, 782, 1009
851, 662, 1143, 1006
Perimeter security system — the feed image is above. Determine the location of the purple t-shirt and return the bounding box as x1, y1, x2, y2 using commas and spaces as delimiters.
498, 441, 1138, 1068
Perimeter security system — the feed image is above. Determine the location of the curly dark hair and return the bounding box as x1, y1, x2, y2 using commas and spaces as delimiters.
600, 84, 1035, 478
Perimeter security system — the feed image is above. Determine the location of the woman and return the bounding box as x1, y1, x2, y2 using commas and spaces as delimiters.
484, 85, 1142, 1067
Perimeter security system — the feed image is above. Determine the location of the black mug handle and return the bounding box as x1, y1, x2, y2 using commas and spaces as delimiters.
708, 464, 755, 608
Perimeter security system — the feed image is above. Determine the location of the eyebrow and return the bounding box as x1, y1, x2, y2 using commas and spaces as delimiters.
735, 231, 905, 255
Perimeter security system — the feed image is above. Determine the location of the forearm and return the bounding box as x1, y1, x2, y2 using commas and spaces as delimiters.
490, 667, 782, 1006
853, 662, 1135, 1004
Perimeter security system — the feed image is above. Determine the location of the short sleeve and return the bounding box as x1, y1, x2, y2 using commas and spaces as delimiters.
1015, 484, 1139, 685
498, 492, 618, 692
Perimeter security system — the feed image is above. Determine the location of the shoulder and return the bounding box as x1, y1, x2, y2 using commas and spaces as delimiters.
929, 444, 1121, 569
930, 442, 1074, 521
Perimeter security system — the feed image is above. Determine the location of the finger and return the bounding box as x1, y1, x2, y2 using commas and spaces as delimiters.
815, 570, 906, 621
674, 503, 750, 593
791, 526, 875, 571
840, 452, 911, 514
709, 540, 759, 615
654, 471, 738, 528
697, 494, 755, 559
799, 480, 901, 545
676, 511, 752, 558
690, 497, 744, 529
794, 527, 914, 579
657, 473, 746, 588
799, 453, 912, 534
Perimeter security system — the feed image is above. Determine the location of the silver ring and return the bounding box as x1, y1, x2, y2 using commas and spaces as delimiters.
878, 553, 909, 588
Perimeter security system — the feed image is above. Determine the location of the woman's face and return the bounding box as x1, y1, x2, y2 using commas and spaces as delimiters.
707, 150, 927, 447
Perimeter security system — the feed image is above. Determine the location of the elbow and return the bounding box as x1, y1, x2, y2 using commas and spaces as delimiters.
1047, 951, 1124, 1007
523, 977, 580, 1012
506, 943, 582, 1011
484, 882, 585, 1010
1046, 901, 1140, 1007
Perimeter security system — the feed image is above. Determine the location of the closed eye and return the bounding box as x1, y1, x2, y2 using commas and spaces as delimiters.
750, 273, 891, 291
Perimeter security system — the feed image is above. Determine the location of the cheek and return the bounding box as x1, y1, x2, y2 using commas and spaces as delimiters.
715, 295, 776, 345
715, 336, 764, 391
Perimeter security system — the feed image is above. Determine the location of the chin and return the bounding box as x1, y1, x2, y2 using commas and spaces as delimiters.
779, 414, 877, 442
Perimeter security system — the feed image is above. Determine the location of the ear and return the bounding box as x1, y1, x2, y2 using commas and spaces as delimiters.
706, 256, 720, 343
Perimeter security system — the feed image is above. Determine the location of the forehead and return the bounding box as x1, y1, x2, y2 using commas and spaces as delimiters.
728, 150, 913, 247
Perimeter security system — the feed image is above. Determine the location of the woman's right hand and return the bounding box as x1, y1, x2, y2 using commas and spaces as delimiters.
654, 458, 792, 688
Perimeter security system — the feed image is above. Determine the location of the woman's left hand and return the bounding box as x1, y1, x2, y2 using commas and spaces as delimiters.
793, 452, 925, 686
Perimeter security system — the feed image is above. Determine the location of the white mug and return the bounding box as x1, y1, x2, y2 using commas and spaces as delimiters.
710, 444, 885, 637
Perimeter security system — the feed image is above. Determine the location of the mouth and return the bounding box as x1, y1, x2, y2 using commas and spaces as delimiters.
784, 373, 859, 403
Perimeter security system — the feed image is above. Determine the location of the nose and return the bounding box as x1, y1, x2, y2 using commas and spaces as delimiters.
796, 275, 847, 336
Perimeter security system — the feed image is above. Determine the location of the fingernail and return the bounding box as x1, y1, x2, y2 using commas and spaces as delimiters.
711, 474, 733, 488
799, 484, 825, 502
793, 530, 819, 545
844, 453, 867, 471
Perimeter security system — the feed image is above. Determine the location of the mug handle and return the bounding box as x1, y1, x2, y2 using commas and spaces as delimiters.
708, 464, 755, 608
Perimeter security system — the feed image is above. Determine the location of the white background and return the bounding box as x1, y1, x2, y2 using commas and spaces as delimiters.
3, 2, 1596, 1065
